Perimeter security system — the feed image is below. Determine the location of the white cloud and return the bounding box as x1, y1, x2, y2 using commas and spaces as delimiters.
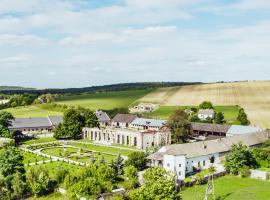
0, 34, 47, 46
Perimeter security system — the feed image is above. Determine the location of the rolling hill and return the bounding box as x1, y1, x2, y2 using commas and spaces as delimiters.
140, 81, 270, 128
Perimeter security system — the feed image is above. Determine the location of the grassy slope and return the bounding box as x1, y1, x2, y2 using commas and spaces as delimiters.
144, 105, 240, 124
3, 105, 63, 118
140, 81, 270, 128
182, 176, 270, 200
56, 89, 154, 110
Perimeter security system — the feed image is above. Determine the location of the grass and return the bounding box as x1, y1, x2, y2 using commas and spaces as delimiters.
68, 142, 135, 156
25, 161, 83, 177
21, 150, 48, 164
22, 137, 57, 145
56, 89, 154, 110
69, 153, 116, 163
182, 175, 270, 200
3, 105, 63, 118
143, 105, 240, 124
140, 81, 270, 128
41, 147, 79, 157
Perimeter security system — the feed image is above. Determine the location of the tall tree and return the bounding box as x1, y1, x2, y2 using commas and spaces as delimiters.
0, 111, 14, 129
167, 109, 192, 143
129, 167, 182, 200
81, 109, 99, 128
54, 108, 84, 139
225, 143, 258, 174
125, 152, 147, 171
0, 145, 24, 177
214, 112, 225, 124
237, 108, 249, 125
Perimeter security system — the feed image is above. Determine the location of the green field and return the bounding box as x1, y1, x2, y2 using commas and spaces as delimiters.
182, 176, 270, 200
56, 89, 154, 110
144, 105, 240, 124
3, 105, 63, 118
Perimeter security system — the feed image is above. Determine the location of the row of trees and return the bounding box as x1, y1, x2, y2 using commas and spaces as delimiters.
0, 94, 38, 109
54, 108, 99, 139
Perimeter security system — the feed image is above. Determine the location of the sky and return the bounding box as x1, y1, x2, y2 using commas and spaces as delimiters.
0, 0, 270, 88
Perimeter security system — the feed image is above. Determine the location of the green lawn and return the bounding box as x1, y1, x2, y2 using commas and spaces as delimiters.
69, 153, 116, 163
182, 175, 270, 200
3, 105, 63, 118
68, 142, 135, 156
22, 137, 57, 145
143, 105, 240, 124
56, 89, 154, 110
41, 147, 79, 157
21, 150, 48, 164
25, 161, 83, 177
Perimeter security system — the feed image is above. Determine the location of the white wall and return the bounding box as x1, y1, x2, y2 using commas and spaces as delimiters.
163, 154, 186, 180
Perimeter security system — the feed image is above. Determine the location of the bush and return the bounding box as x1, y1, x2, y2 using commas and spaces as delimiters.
208, 165, 216, 174
240, 166, 251, 178
195, 173, 205, 185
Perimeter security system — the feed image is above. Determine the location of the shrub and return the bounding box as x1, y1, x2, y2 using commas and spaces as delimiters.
240, 166, 251, 178
208, 165, 216, 174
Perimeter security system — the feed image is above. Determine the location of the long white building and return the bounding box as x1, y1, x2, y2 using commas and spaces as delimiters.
148, 131, 269, 180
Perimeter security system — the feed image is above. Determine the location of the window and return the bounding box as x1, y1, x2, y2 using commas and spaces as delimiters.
203, 160, 206, 166
122, 135, 125, 144
127, 136, 129, 145
179, 164, 181, 167
134, 137, 137, 146
178, 172, 181, 176
117, 135, 120, 143
167, 163, 170, 167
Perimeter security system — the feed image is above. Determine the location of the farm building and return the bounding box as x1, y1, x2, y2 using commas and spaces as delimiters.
111, 114, 137, 128
129, 103, 159, 113
148, 131, 269, 180
198, 109, 215, 120
9, 116, 63, 134
83, 117, 171, 149
95, 110, 110, 127
191, 122, 262, 140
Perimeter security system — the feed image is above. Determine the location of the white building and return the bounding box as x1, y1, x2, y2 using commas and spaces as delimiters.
148, 131, 269, 180
198, 109, 215, 120
129, 103, 159, 113
82, 116, 171, 149
82, 126, 171, 149
0, 99, 9, 104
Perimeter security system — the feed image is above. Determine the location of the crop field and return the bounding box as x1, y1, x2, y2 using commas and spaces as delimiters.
182, 175, 270, 200
144, 105, 240, 124
140, 81, 270, 128
55, 89, 154, 110
3, 105, 63, 118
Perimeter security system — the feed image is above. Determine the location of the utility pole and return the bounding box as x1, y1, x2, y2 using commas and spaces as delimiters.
204, 174, 215, 200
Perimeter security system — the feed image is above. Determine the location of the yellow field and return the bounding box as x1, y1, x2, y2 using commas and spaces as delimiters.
140, 81, 270, 128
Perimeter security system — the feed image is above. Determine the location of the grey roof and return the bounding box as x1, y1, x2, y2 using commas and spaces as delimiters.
148, 131, 268, 160
111, 114, 137, 123
198, 109, 215, 115
10, 117, 52, 129
191, 122, 231, 133
10, 116, 63, 129
227, 125, 261, 135
48, 116, 63, 126
95, 111, 110, 123
131, 118, 167, 128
